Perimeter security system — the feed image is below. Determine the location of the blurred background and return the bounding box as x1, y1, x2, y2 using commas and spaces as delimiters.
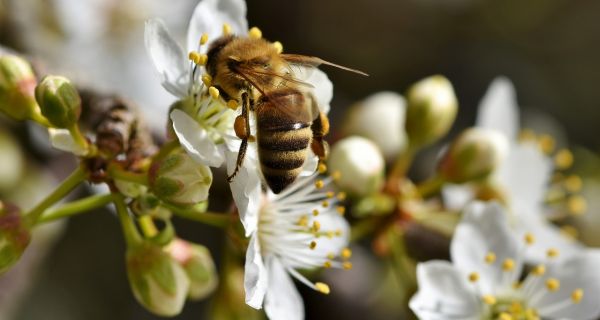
1, 0, 600, 319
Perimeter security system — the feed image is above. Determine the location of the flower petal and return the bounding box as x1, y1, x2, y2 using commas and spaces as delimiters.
245, 234, 268, 309
305, 68, 333, 115
48, 128, 88, 156
441, 184, 475, 211
530, 250, 600, 320
476, 77, 519, 141
186, 0, 248, 53
170, 109, 225, 167
451, 202, 522, 294
517, 214, 582, 264
409, 261, 481, 320
264, 256, 304, 320
226, 148, 262, 236
145, 19, 189, 98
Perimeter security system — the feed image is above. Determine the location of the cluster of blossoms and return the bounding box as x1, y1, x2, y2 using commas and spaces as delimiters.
1, 0, 600, 319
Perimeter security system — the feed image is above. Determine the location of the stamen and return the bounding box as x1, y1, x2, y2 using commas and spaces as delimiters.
502, 258, 515, 271
198, 54, 208, 65
312, 221, 321, 232
524, 233, 535, 245
485, 252, 497, 264
227, 100, 238, 110
323, 261, 332, 268
315, 282, 330, 295
202, 74, 212, 87
312, 209, 319, 216
572, 289, 584, 303
531, 264, 546, 276
209, 86, 220, 99
309, 241, 317, 250
273, 41, 283, 54
343, 261, 353, 270
200, 33, 209, 45
538, 134, 555, 154
468, 272, 479, 282
560, 225, 579, 240
336, 206, 346, 215
315, 180, 325, 189
545, 278, 560, 292
498, 312, 513, 320
298, 215, 308, 227
321, 201, 329, 208
547, 248, 559, 259
248, 27, 262, 39
326, 191, 335, 198
337, 192, 347, 201
318, 163, 327, 174
327, 253, 335, 260
188, 51, 201, 64
222, 23, 232, 36
332, 171, 341, 181
564, 175, 583, 192
568, 195, 587, 215
482, 295, 496, 305
341, 248, 352, 259
554, 149, 574, 169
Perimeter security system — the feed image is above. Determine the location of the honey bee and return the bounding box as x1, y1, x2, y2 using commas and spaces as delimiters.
205, 30, 366, 193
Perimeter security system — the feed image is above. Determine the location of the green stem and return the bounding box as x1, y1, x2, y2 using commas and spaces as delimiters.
389, 147, 415, 180
387, 228, 416, 287
416, 175, 445, 198
138, 215, 159, 237
36, 193, 113, 224
163, 203, 230, 228
350, 217, 381, 242
68, 124, 89, 153
30, 111, 51, 127
152, 139, 180, 162
113, 193, 143, 246
108, 165, 149, 186
25, 166, 87, 225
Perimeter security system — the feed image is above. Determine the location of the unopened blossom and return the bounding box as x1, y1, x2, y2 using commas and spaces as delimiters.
244, 173, 351, 320
410, 202, 600, 320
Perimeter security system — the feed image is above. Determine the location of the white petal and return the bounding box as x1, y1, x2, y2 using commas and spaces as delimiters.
476, 77, 519, 141
305, 68, 333, 115
186, 0, 248, 53
299, 150, 318, 177
409, 261, 481, 320
48, 128, 88, 156
264, 256, 304, 320
226, 148, 262, 236
170, 109, 225, 167
145, 19, 189, 98
441, 184, 475, 211
245, 234, 268, 309
497, 142, 552, 216
451, 202, 522, 294
517, 214, 583, 264
530, 250, 600, 320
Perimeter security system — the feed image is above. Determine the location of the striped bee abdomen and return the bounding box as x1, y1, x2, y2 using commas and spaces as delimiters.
257, 126, 312, 194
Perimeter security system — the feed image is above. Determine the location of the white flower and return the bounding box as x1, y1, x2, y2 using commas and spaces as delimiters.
410, 202, 600, 320
442, 77, 582, 263
244, 173, 351, 320
47, 128, 88, 156
145, 0, 334, 234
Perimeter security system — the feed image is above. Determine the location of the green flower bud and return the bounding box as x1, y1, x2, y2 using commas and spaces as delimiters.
437, 128, 508, 183
167, 239, 217, 300
126, 242, 190, 316
0, 201, 31, 275
328, 136, 385, 197
405, 75, 458, 148
149, 151, 212, 206
35, 75, 81, 128
0, 55, 42, 121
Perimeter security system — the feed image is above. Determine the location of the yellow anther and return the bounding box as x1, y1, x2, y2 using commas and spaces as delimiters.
560, 225, 579, 240
335, 229, 342, 237
564, 175, 583, 193
321, 200, 329, 208
531, 264, 546, 276
209, 86, 220, 99
197, 54, 208, 65
331, 171, 341, 181
519, 129, 536, 142
327, 253, 335, 260
323, 261, 332, 268
485, 252, 497, 264
315, 282, 330, 294
222, 23, 232, 35
482, 295, 497, 305
547, 248, 560, 259
572, 288, 584, 303
312, 220, 321, 232
326, 191, 335, 198
200, 33, 209, 45
525, 309, 539, 320
336, 206, 346, 215
337, 192, 347, 201
343, 261, 353, 270
568, 195, 587, 215
312, 209, 320, 216
273, 41, 283, 54
524, 233, 536, 245
248, 27, 262, 39
510, 302, 523, 314
545, 278, 560, 291
318, 163, 327, 174
309, 241, 317, 250
201, 74, 212, 87
227, 99, 238, 110
298, 215, 308, 227
188, 51, 201, 64
502, 258, 515, 271
468, 272, 479, 282
554, 149, 574, 169
512, 281, 522, 289
538, 134, 555, 154
326, 231, 335, 238
315, 180, 324, 189
499, 312, 513, 320
341, 248, 352, 259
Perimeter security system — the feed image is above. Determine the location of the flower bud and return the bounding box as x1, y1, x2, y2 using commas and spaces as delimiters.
437, 128, 509, 183
166, 239, 217, 300
0, 201, 31, 275
405, 75, 458, 148
35, 75, 81, 128
149, 151, 212, 206
126, 243, 190, 316
342, 92, 407, 161
328, 136, 385, 196
0, 55, 42, 121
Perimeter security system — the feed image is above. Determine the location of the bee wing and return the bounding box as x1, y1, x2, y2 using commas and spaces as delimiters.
281, 54, 369, 76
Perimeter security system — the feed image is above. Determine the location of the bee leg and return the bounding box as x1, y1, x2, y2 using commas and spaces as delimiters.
227, 92, 251, 182
310, 111, 330, 160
